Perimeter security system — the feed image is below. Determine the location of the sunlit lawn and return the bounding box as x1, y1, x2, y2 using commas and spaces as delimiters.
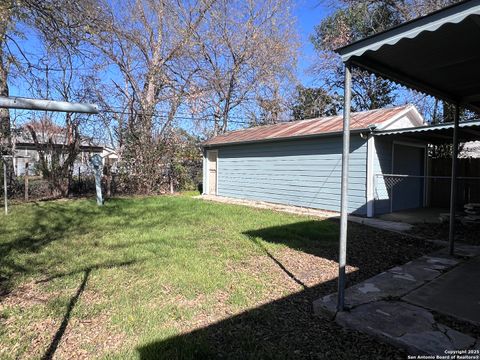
0, 194, 342, 359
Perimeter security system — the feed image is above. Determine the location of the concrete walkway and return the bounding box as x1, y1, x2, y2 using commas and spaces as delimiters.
379, 207, 447, 224
403, 255, 480, 326
313, 245, 480, 356
197, 195, 413, 232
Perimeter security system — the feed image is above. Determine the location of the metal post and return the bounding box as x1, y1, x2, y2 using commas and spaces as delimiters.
25, 162, 29, 201
90, 154, 103, 206
448, 105, 460, 255
337, 62, 352, 312
3, 158, 7, 215
0, 96, 98, 114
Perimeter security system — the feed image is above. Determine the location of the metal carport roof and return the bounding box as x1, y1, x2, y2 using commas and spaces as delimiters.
373, 119, 480, 143
336, 0, 480, 112
333, 0, 480, 311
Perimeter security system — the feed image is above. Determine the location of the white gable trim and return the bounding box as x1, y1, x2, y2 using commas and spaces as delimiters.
375, 105, 425, 131
366, 134, 374, 217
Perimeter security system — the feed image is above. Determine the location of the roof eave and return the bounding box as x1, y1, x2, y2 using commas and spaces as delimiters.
334, 0, 480, 113
201, 128, 369, 148
335, 0, 480, 61
372, 119, 480, 136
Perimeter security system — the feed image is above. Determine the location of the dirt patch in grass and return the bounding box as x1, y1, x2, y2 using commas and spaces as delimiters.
139, 223, 440, 359
0, 281, 54, 309
272, 247, 358, 288
0, 280, 126, 360
14, 313, 126, 360
50, 314, 126, 360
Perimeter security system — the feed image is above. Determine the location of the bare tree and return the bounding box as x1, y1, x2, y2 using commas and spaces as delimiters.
23, 46, 101, 196
191, 0, 298, 134
85, 0, 215, 193
312, 0, 462, 116
0, 0, 100, 148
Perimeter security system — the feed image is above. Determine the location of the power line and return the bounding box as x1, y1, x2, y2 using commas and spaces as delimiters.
99, 108, 253, 125
98, 107, 368, 128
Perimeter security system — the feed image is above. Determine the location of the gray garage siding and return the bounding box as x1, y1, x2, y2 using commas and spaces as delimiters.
214, 135, 368, 215
373, 137, 393, 215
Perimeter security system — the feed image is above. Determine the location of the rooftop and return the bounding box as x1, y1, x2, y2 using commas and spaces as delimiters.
203, 105, 414, 147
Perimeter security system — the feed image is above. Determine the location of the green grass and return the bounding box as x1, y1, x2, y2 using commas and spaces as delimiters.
0, 195, 339, 359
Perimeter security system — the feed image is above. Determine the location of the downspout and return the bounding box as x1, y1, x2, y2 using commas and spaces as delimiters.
363, 124, 377, 219
337, 62, 352, 312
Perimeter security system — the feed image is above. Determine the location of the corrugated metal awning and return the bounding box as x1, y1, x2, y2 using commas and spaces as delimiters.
373, 119, 480, 143
336, 0, 480, 112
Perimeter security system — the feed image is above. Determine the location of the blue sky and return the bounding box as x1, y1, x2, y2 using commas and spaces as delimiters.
9, 1, 334, 97
7, 1, 338, 140
293, 1, 335, 87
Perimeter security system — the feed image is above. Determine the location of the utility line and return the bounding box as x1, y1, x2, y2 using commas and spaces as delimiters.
98, 107, 368, 128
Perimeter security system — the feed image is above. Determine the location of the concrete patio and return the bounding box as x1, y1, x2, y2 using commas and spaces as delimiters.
378, 207, 448, 224
313, 244, 480, 355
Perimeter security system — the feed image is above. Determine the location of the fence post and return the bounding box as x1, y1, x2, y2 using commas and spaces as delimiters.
25, 162, 29, 201
3, 158, 8, 215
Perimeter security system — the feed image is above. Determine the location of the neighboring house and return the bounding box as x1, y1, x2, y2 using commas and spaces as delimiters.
202, 105, 428, 217
13, 128, 117, 176
459, 141, 480, 158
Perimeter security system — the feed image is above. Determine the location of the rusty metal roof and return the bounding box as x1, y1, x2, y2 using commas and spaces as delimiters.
203, 105, 411, 147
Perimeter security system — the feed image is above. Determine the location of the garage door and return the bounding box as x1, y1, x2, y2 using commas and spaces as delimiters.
392, 143, 425, 211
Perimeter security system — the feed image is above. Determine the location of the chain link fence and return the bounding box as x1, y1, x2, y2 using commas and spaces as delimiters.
374, 174, 480, 212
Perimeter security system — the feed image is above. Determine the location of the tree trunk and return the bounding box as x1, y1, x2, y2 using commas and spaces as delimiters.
0, 5, 11, 151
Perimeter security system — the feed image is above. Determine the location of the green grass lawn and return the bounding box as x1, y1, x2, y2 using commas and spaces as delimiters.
0, 195, 435, 359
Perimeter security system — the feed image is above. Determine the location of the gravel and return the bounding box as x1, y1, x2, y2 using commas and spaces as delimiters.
409, 220, 480, 245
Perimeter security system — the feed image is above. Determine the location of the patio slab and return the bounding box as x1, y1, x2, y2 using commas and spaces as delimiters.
335, 301, 478, 356
403, 256, 480, 326
314, 246, 480, 355
313, 255, 459, 315
379, 208, 446, 224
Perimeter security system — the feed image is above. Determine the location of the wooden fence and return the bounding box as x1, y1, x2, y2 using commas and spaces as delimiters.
428, 158, 480, 208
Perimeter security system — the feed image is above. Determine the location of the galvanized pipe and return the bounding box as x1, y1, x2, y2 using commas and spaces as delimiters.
0, 96, 98, 114
448, 105, 460, 255
337, 62, 352, 312
3, 158, 7, 215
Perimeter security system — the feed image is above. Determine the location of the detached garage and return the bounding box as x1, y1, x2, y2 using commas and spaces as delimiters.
202, 105, 426, 217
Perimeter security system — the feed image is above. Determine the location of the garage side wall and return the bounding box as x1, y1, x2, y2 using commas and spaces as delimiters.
211, 135, 368, 215
372, 137, 393, 215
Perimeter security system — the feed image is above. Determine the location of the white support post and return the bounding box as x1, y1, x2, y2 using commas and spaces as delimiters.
366, 135, 374, 218
448, 105, 460, 256
337, 62, 352, 312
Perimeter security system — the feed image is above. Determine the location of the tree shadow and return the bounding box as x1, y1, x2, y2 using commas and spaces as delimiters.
39, 258, 140, 360
136, 220, 437, 359
0, 202, 96, 298
245, 220, 338, 260
42, 268, 91, 360
0, 199, 156, 300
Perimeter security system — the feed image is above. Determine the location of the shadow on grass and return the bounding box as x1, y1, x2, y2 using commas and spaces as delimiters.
136, 221, 436, 360
39, 259, 140, 360
0, 198, 438, 358
0, 199, 151, 299
42, 268, 91, 360
0, 202, 96, 298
